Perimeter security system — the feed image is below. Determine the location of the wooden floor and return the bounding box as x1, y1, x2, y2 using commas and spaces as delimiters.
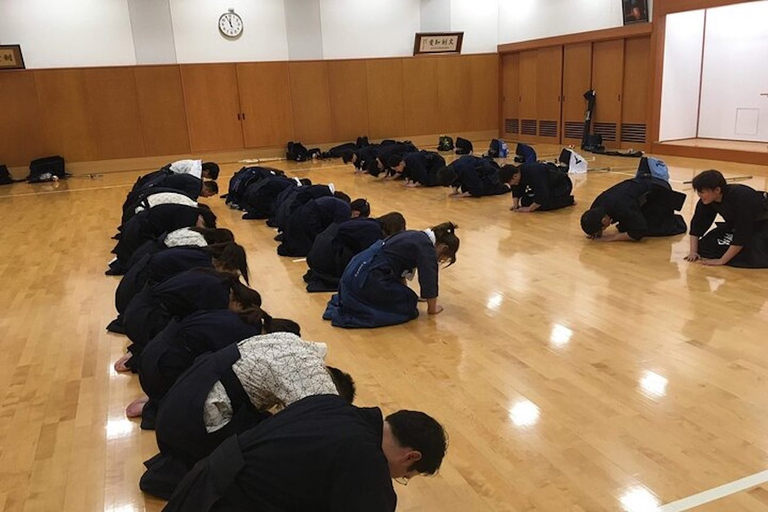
1, 144, 768, 512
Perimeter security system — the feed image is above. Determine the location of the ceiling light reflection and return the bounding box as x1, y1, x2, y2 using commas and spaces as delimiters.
619, 485, 660, 512
486, 292, 503, 310
639, 371, 668, 398
508, 399, 540, 428
105, 505, 139, 512
550, 324, 572, 347
106, 418, 135, 440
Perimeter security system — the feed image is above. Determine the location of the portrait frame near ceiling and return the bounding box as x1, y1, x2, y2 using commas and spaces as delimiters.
623, 0, 650, 25
0, 45, 25, 70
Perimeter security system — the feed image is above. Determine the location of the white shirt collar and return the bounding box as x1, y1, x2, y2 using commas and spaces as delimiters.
423, 228, 436, 246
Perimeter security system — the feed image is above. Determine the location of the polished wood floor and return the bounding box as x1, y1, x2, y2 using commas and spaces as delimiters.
1, 144, 767, 512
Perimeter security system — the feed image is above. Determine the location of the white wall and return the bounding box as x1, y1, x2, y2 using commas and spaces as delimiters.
319, 0, 421, 59
0, 0, 136, 68
169, 0, 288, 63
450, 0, 498, 54
659, 10, 705, 142
697, 1, 768, 142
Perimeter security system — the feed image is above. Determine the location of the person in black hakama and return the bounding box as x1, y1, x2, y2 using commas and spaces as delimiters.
304, 212, 407, 292
368, 141, 417, 178
580, 175, 687, 242
324, 222, 460, 328
240, 176, 309, 220
268, 183, 334, 230
140, 332, 355, 499
499, 163, 575, 212
387, 151, 446, 187
343, 144, 381, 173
161, 395, 447, 512
437, 155, 511, 197
685, 170, 768, 267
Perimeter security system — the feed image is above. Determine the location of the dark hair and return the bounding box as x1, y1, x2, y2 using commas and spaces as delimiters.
202, 162, 220, 180
498, 164, 519, 184
580, 207, 606, 236
386, 410, 447, 475
229, 279, 262, 310
189, 227, 235, 245
377, 212, 406, 236
263, 317, 301, 336
386, 154, 404, 169
205, 242, 250, 284
691, 169, 727, 192
299, 178, 312, 186
350, 198, 371, 218
436, 166, 456, 187
327, 366, 356, 403
240, 307, 269, 328
202, 180, 219, 194
341, 151, 358, 165
197, 204, 217, 228
432, 222, 459, 266
334, 191, 351, 203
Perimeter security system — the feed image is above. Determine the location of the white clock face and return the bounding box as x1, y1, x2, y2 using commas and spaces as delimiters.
219, 12, 243, 38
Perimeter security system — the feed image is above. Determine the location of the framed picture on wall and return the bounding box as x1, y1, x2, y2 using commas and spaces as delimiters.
623, 0, 649, 24
413, 32, 464, 56
0, 45, 25, 70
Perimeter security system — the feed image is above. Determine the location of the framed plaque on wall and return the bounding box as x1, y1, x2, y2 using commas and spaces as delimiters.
623, 0, 649, 24
413, 32, 464, 56
0, 45, 25, 70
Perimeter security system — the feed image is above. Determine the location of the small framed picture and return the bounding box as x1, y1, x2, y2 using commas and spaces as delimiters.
413, 32, 464, 56
0, 45, 25, 70
623, 0, 649, 24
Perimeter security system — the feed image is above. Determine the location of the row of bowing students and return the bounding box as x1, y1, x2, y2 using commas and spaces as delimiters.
106, 160, 450, 510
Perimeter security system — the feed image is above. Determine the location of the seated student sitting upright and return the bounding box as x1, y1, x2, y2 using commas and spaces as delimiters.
498, 163, 575, 212
437, 155, 511, 197
387, 151, 446, 187
324, 222, 459, 328
685, 169, 768, 267
580, 173, 687, 242
140, 330, 355, 499
163, 395, 447, 512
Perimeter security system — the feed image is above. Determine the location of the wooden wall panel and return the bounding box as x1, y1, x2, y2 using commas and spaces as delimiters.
0, 72, 44, 167
621, 37, 651, 149
181, 64, 243, 152
237, 62, 294, 148
501, 53, 520, 137
328, 60, 369, 142
591, 39, 625, 148
562, 43, 593, 145
34, 69, 97, 162
134, 66, 190, 157
536, 46, 563, 142
518, 50, 539, 141
82, 67, 145, 160
437, 57, 472, 134
402, 57, 439, 136
469, 54, 499, 131
366, 59, 405, 139
288, 61, 333, 144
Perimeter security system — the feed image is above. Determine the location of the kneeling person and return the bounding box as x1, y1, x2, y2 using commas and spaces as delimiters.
499, 163, 575, 212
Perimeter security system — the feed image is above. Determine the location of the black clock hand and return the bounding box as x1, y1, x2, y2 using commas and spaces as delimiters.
228, 17, 233, 29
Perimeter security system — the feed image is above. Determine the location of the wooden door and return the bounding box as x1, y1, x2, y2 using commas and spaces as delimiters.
621, 37, 651, 150
134, 65, 191, 157
536, 46, 563, 143
237, 62, 294, 148
402, 57, 438, 136
181, 64, 243, 152
0, 72, 45, 167
366, 59, 406, 139
469, 54, 499, 131
35, 69, 97, 162
518, 50, 538, 141
437, 56, 472, 134
288, 61, 333, 144
328, 60, 369, 142
591, 39, 625, 149
501, 53, 520, 139
562, 43, 592, 146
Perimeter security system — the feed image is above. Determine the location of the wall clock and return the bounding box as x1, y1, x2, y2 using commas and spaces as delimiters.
219, 9, 243, 38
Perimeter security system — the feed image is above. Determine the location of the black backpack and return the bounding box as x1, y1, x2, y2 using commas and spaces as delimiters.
455, 138, 473, 155
286, 141, 310, 162
437, 136, 454, 151
0, 165, 22, 186
28, 156, 67, 183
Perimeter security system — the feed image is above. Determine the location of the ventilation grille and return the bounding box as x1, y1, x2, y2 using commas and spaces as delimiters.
564, 121, 584, 140
504, 118, 519, 135
538, 120, 558, 138
594, 122, 617, 142
521, 119, 537, 136
621, 123, 647, 143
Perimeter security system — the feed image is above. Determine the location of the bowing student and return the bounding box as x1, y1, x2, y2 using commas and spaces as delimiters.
387, 151, 446, 187
240, 176, 310, 220
437, 155, 511, 197
499, 163, 575, 212
686, 169, 768, 267
324, 222, 459, 328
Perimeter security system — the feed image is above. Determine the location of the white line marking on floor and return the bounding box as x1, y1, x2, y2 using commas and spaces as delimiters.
659, 469, 768, 511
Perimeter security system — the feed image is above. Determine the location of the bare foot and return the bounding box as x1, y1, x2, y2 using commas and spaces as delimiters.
114, 353, 132, 373
126, 396, 149, 418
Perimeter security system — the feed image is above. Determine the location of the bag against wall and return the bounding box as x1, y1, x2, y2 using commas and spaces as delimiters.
28, 156, 67, 183
514, 143, 537, 164
286, 142, 309, 162
558, 148, 588, 174
455, 137, 473, 155
636, 156, 669, 182
437, 136, 454, 151
0, 165, 23, 185
487, 139, 509, 158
